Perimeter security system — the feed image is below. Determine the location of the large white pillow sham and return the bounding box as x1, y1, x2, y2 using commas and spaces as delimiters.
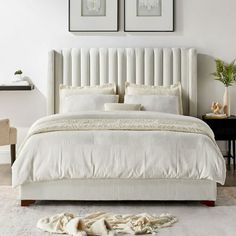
124, 95, 180, 114
125, 82, 183, 114
60, 83, 116, 112
104, 103, 141, 111
61, 94, 119, 113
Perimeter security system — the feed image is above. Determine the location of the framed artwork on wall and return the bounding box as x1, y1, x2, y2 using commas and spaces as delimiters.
69, 0, 119, 32
124, 0, 174, 32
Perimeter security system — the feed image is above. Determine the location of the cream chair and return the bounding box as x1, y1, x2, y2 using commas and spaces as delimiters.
0, 119, 17, 165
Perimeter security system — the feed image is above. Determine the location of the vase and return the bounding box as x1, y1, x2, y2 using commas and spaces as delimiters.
223, 86, 230, 117
13, 74, 23, 82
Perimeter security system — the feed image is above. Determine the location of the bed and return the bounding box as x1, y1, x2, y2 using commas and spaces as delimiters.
12, 48, 226, 206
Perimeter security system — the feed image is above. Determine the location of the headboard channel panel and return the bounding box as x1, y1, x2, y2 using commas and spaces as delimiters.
48, 48, 197, 116
71, 49, 81, 86
154, 49, 163, 86
135, 48, 144, 85
145, 48, 154, 86
99, 48, 108, 85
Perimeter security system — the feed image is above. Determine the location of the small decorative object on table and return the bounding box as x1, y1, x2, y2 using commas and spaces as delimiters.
205, 102, 227, 119
211, 102, 223, 114
0, 70, 34, 90
13, 70, 23, 82
212, 59, 236, 117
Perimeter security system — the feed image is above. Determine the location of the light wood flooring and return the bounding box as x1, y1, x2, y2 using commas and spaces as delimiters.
0, 164, 235, 186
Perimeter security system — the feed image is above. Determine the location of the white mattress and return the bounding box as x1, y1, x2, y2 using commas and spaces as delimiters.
12, 111, 226, 187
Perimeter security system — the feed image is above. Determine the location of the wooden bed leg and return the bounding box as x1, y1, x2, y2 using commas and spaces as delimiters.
200, 201, 215, 207
21, 200, 36, 207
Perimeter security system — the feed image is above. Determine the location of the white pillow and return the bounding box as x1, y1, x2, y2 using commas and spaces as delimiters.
104, 103, 141, 111
61, 94, 119, 113
125, 82, 183, 114
124, 95, 180, 114
60, 83, 116, 112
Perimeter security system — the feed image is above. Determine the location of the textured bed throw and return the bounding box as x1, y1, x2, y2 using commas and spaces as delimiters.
23, 111, 215, 142
37, 212, 177, 235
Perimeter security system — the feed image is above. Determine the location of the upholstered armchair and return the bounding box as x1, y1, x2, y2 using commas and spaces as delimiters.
0, 119, 17, 165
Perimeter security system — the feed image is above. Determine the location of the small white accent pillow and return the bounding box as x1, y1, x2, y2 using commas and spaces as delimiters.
60, 83, 116, 112
125, 82, 183, 114
104, 103, 141, 111
124, 95, 180, 114
61, 94, 119, 113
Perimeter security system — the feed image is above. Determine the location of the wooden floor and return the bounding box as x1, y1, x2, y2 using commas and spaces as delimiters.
0, 164, 235, 186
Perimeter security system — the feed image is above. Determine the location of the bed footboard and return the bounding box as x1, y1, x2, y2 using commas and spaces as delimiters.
19, 179, 217, 205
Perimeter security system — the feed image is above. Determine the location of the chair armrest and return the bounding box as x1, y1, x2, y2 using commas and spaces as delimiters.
9, 127, 17, 144
0, 119, 10, 146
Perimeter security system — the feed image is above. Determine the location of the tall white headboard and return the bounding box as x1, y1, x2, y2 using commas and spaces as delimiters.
48, 48, 197, 116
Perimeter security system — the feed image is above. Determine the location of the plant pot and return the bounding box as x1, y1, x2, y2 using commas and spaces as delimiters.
223, 86, 231, 117
13, 74, 23, 82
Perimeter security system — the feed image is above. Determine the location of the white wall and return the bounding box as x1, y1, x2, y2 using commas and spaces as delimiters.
0, 0, 235, 161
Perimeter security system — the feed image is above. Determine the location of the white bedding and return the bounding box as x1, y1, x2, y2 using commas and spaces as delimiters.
12, 111, 226, 187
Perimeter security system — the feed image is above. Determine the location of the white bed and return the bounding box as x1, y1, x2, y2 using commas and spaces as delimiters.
12, 48, 226, 206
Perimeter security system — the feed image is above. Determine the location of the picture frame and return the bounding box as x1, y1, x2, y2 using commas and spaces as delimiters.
69, 0, 119, 32
124, 0, 174, 32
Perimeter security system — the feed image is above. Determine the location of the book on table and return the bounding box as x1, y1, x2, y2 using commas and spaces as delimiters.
205, 113, 227, 119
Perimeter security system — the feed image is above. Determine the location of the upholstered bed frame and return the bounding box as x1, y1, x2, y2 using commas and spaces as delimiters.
47, 48, 197, 116
19, 48, 216, 207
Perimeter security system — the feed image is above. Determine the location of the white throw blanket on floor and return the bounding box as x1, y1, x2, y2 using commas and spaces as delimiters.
37, 212, 177, 235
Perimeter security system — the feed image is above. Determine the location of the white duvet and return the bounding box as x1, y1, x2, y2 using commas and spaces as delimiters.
12, 111, 226, 187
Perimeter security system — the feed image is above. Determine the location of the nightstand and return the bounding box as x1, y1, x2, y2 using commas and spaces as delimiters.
202, 115, 236, 170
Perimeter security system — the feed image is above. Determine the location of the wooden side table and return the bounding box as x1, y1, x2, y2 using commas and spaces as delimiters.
202, 115, 236, 170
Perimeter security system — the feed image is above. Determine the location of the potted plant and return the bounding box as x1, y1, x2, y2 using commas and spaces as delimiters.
14, 70, 23, 82
212, 59, 236, 116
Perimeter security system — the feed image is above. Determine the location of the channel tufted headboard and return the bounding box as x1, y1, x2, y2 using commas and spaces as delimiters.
47, 48, 197, 116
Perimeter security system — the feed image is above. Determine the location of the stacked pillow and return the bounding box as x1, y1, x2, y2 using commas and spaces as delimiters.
124, 82, 183, 115
104, 103, 141, 111
59, 82, 183, 115
60, 83, 118, 113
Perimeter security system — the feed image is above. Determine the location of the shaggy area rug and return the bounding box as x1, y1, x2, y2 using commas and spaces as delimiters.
0, 187, 236, 236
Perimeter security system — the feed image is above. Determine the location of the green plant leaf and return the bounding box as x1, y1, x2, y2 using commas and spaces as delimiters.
14, 70, 23, 75
212, 58, 236, 87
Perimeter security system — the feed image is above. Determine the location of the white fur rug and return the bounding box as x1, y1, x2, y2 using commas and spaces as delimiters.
0, 186, 236, 236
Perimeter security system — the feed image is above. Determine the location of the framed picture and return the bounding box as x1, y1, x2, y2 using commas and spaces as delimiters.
124, 0, 174, 32
69, 0, 119, 32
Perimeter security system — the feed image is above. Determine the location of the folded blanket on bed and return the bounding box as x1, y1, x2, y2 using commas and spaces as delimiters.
24, 111, 215, 144
37, 212, 177, 235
